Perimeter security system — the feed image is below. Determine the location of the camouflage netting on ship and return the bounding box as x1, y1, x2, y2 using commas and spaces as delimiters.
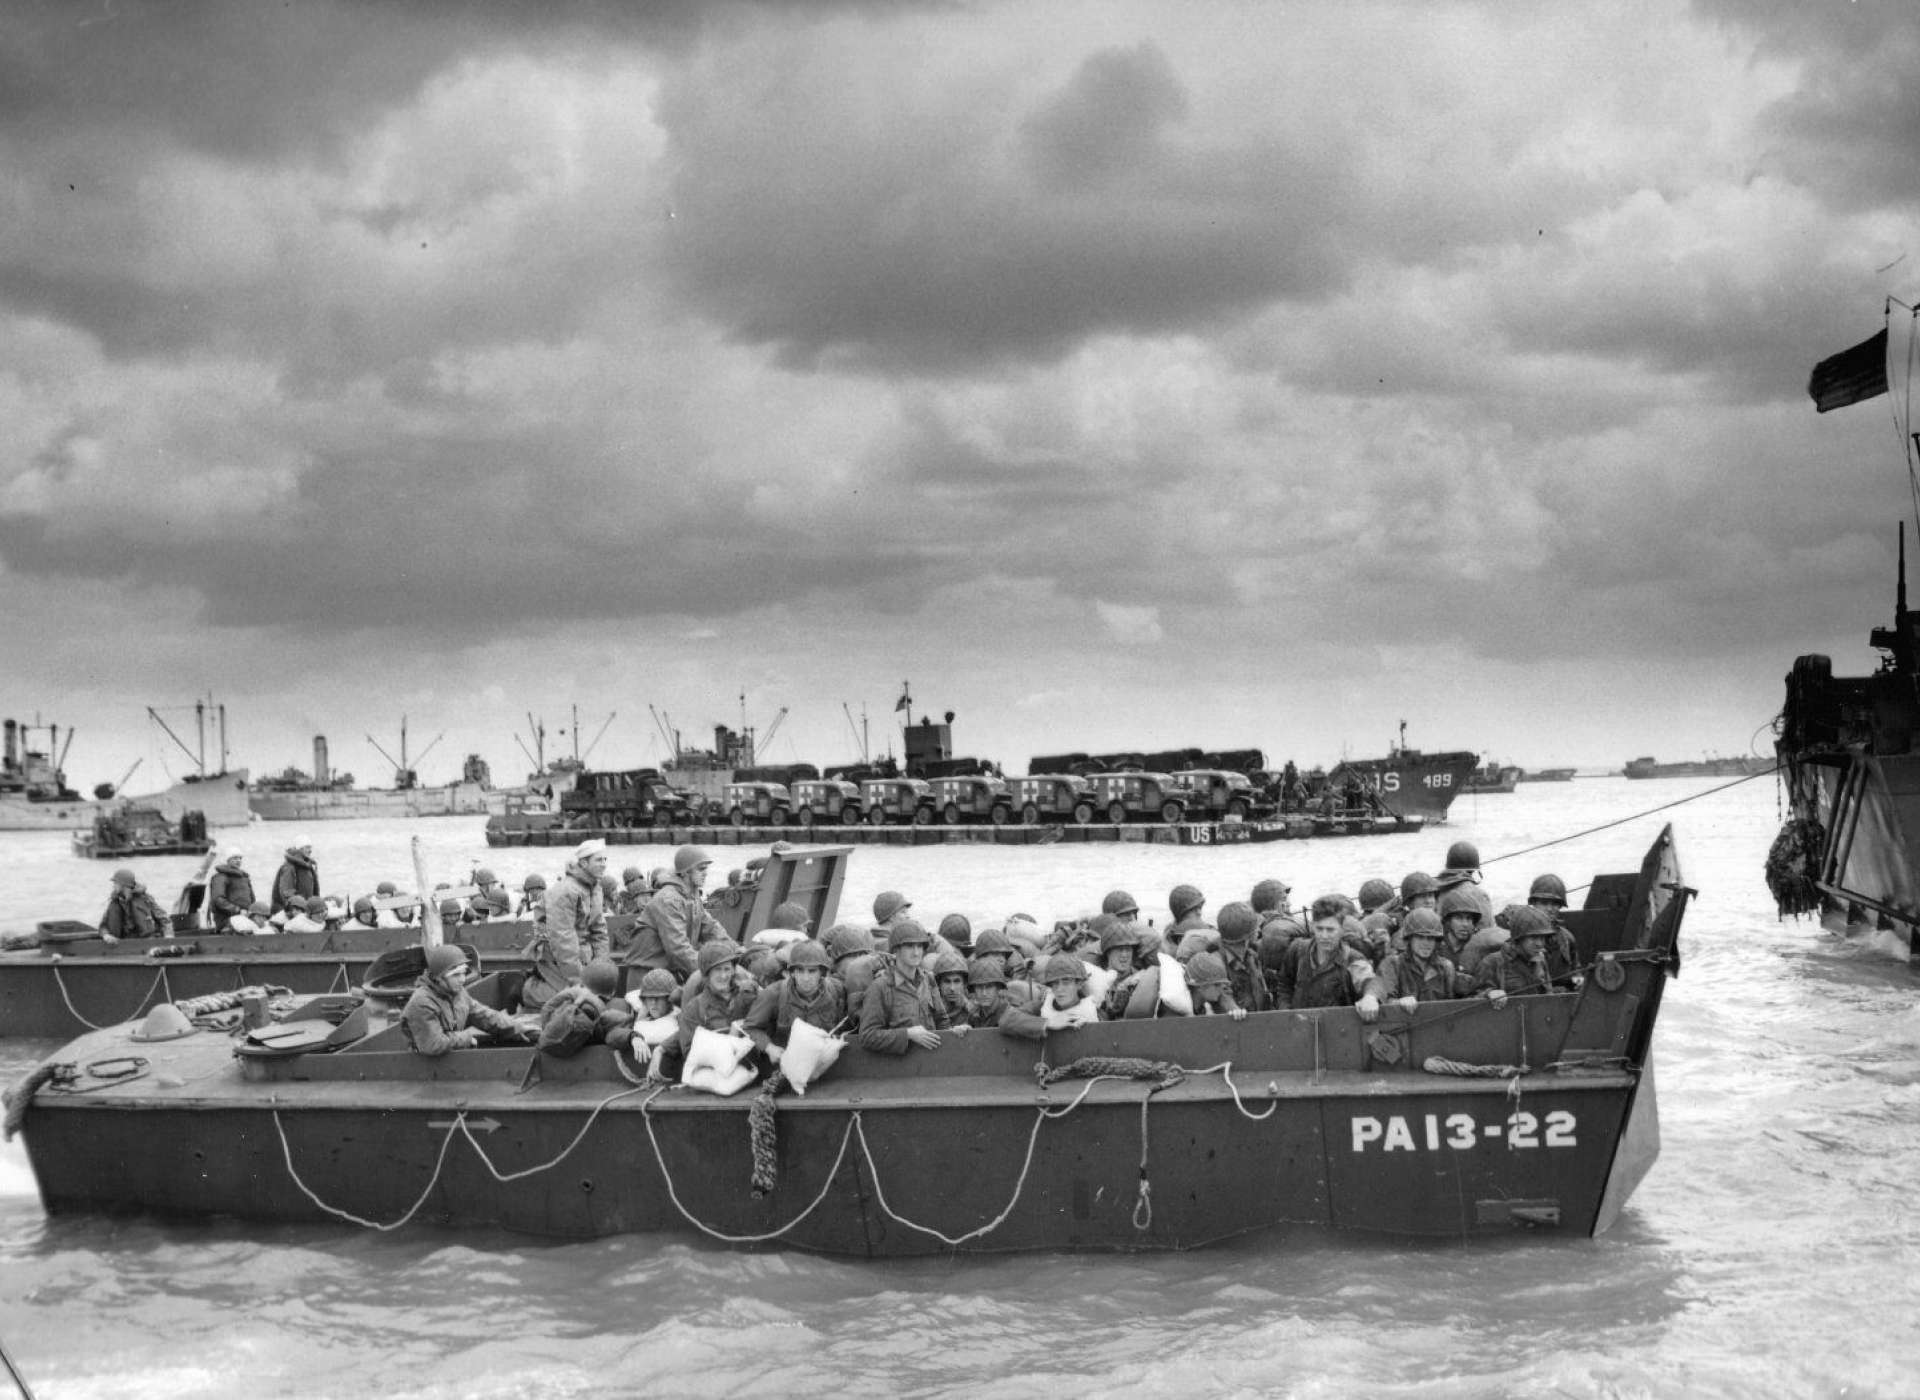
1765, 816, 1827, 919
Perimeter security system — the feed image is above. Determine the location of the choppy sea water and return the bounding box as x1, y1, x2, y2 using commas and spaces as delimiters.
2, 777, 1917, 1399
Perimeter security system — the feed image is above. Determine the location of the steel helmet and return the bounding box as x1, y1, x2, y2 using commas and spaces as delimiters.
972, 925, 1012, 957
698, 941, 742, 974
1357, 878, 1395, 912
622, 866, 646, 885
768, 901, 811, 931
111, 868, 137, 887
582, 961, 619, 996
786, 940, 831, 971
1101, 889, 1141, 919
930, 950, 968, 981
967, 956, 1009, 988
1216, 901, 1257, 944
1250, 877, 1291, 913
1438, 887, 1483, 923
1099, 919, 1142, 955
673, 845, 713, 874
352, 895, 376, 916
1505, 906, 1553, 942
1400, 870, 1439, 900
937, 913, 973, 951
1039, 953, 1085, 986
522, 874, 547, 892
638, 968, 678, 998
376, 881, 399, 896
1401, 908, 1444, 941
1444, 840, 1481, 870
472, 868, 498, 887
1528, 874, 1568, 906
1186, 951, 1229, 987
823, 923, 873, 961
1169, 883, 1205, 920
886, 918, 931, 952
873, 890, 912, 924
425, 944, 468, 977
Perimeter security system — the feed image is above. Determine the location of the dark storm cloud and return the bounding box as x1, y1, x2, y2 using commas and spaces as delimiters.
657, 40, 1355, 374
1696, 1, 1920, 214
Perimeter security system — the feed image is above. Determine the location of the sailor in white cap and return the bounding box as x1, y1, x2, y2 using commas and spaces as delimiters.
622, 844, 726, 983
521, 838, 611, 1011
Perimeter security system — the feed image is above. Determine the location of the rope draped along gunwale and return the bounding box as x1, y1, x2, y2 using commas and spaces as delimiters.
50, 963, 173, 1032
273, 1086, 647, 1231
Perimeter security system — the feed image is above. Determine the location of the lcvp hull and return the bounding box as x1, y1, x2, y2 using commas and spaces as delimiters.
12, 830, 1684, 1253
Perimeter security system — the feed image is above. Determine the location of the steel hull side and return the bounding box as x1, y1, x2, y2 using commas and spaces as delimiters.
22, 1075, 1638, 1255
1801, 752, 1920, 929
0, 952, 535, 1038
0, 770, 252, 833
248, 784, 491, 821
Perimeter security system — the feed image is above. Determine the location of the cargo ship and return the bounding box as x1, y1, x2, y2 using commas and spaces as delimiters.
1622, 754, 1773, 780
0, 706, 250, 832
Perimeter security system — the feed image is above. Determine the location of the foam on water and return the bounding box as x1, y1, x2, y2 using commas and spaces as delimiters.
3, 779, 1919, 1395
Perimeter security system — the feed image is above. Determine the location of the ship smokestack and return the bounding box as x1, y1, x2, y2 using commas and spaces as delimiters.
314, 735, 329, 785
3, 719, 14, 773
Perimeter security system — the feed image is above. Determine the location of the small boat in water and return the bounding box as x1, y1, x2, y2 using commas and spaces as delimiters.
1517, 768, 1577, 783
1462, 762, 1521, 795
4, 830, 1688, 1253
1623, 755, 1771, 780
0, 843, 849, 1038
70, 805, 214, 861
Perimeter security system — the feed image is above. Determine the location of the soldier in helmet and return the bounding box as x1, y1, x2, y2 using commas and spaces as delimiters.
1186, 951, 1246, 1019
402, 945, 527, 1056
823, 922, 879, 1009
1166, 883, 1208, 944
741, 940, 846, 1065
469, 868, 511, 920
1100, 889, 1141, 923
1525, 875, 1582, 983
1037, 952, 1097, 1030
1214, 902, 1273, 1012
1473, 909, 1557, 1001
615, 866, 652, 917
513, 874, 546, 922
1434, 840, 1495, 926
1436, 885, 1485, 966
676, 941, 755, 1054
629, 968, 685, 1080
860, 920, 942, 1053
1250, 876, 1293, 927
1378, 909, 1457, 1008
965, 957, 1047, 1039
871, 890, 913, 938
624, 844, 726, 984
1272, 895, 1384, 1020
99, 869, 168, 942
928, 949, 974, 1030
936, 913, 974, 958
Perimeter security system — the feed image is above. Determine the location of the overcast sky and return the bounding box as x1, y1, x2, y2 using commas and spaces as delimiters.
2, 0, 1917, 791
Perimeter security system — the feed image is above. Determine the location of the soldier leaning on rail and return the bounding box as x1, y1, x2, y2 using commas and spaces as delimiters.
1270, 895, 1384, 1022
1376, 908, 1458, 1007
1472, 912, 1558, 1001
858, 920, 942, 1054
403, 945, 528, 1056
740, 940, 846, 1066
676, 941, 756, 1056
964, 957, 1047, 1039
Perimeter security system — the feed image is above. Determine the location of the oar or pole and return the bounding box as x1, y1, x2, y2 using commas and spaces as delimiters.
411, 835, 444, 949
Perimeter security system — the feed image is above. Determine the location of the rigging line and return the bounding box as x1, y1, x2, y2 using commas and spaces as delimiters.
1479, 765, 1776, 868
0, 1331, 36, 1400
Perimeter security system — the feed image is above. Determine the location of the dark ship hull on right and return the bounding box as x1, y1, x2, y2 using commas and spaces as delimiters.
1774, 528, 1920, 952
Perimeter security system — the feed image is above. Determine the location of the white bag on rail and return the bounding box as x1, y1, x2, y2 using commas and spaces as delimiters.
781, 1019, 844, 1096
1156, 952, 1193, 1016
682, 1026, 759, 1096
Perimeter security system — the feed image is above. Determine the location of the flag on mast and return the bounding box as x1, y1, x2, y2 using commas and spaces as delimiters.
895, 684, 911, 714
1808, 327, 1889, 413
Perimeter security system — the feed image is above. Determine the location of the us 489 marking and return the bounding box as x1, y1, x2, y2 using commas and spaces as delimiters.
1350, 1111, 1577, 1152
